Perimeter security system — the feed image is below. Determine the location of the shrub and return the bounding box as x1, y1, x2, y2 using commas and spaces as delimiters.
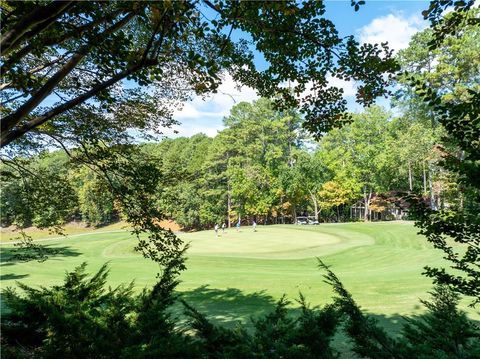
2, 260, 478, 358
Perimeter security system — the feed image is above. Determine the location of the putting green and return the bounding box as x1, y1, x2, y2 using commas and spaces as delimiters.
1, 221, 478, 332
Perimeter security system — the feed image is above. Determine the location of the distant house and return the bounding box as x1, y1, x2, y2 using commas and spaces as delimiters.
350, 193, 409, 221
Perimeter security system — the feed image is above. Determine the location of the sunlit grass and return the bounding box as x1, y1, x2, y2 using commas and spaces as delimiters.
1, 221, 478, 333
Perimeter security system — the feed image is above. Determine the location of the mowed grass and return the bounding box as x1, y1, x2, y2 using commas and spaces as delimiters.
0, 221, 129, 242
1, 221, 478, 336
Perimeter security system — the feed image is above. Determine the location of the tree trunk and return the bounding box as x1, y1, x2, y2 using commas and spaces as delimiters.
428, 163, 435, 209
423, 161, 427, 195
280, 195, 285, 224
227, 180, 232, 228
408, 161, 413, 191
363, 188, 372, 222
309, 190, 319, 221
437, 182, 442, 209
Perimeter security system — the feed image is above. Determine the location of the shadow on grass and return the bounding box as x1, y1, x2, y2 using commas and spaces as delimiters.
0, 273, 29, 281
178, 285, 278, 327
175, 285, 479, 357
0, 245, 82, 264
176, 285, 415, 334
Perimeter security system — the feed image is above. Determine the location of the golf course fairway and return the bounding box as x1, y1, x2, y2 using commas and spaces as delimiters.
1, 221, 478, 335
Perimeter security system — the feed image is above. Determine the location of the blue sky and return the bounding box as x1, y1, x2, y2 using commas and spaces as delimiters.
167, 0, 431, 138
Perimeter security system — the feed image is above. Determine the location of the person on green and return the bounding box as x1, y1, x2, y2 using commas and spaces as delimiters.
221, 222, 226, 234
253, 220, 257, 232
236, 220, 240, 232
214, 223, 219, 237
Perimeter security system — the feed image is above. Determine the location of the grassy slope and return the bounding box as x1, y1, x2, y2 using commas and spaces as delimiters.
0, 221, 130, 242
1, 222, 478, 335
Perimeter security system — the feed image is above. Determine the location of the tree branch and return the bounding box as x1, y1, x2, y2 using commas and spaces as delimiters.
203, 0, 342, 59
0, 60, 157, 148
0, 53, 71, 91
1, 52, 87, 134
1, 12, 137, 139
1, 1, 75, 56
1, 9, 124, 74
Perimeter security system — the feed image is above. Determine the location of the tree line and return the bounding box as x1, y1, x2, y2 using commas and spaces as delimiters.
0, 98, 460, 230
3, 15, 477, 230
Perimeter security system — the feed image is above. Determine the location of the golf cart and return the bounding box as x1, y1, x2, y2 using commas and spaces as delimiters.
295, 216, 319, 225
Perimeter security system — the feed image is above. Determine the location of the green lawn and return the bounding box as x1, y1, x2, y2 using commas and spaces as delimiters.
0, 221, 130, 242
1, 221, 478, 337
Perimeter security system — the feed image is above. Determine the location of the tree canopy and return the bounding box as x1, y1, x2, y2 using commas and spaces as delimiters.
1, 99, 454, 230
1, 0, 398, 151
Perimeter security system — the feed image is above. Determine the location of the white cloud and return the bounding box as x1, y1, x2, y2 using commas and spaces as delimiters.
358, 12, 426, 53
287, 76, 356, 105
326, 75, 356, 97
162, 124, 222, 138
170, 73, 258, 137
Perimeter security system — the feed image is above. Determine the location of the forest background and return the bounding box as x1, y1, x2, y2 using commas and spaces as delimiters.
2, 20, 478, 231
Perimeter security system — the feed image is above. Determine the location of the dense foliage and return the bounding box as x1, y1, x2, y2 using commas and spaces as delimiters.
0, 0, 397, 149
2, 258, 478, 358
396, 7, 480, 305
